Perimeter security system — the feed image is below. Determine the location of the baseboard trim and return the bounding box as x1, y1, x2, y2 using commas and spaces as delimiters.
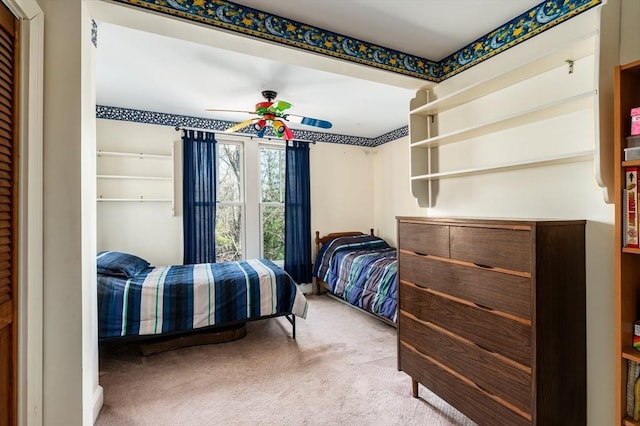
92, 385, 104, 423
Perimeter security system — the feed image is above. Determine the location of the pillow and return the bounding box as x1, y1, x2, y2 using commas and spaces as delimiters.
97, 251, 150, 278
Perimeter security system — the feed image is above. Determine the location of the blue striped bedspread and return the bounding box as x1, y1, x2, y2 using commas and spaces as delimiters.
313, 235, 398, 322
98, 258, 308, 339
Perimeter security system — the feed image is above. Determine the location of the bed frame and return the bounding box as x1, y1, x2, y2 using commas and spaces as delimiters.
314, 229, 373, 295
314, 229, 396, 327
100, 313, 297, 355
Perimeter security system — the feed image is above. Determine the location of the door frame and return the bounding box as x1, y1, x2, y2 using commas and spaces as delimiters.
1, 0, 43, 424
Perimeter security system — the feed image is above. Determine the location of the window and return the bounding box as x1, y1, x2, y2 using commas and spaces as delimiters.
215, 141, 243, 262
260, 146, 285, 262
211, 138, 286, 263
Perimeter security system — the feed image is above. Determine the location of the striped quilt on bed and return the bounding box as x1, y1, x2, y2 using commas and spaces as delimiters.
98, 258, 308, 339
313, 235, 398, 322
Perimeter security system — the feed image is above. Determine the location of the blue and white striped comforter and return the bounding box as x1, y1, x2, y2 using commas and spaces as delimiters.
313, 235, 398, 322
98, 258, 308, 339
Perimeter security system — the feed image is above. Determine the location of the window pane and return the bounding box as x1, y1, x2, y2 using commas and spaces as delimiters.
262, 205, 284, 261
218, 143, 242, 202
216, 205, 243, 262
260, 147, 284, 203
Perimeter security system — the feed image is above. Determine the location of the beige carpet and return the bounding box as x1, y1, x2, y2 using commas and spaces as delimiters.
96, 295, 476, 426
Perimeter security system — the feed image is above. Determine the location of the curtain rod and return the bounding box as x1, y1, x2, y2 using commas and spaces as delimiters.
174, 126, 316, 144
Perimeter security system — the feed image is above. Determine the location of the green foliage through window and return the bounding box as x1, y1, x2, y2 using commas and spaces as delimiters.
216, 143, 242, 262
260, 147, 285, 262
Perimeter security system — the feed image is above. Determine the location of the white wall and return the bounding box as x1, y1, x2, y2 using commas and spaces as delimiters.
96, 119, 376, 264
38, 0, 100, 424
96, 119, 182, 266
310, 142, 375, 245
621, 0, 640, 64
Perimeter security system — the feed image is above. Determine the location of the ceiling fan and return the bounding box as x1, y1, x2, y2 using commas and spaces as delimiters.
206, 90, 332, 140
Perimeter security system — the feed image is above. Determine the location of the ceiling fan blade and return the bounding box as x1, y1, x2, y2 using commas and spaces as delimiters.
282, 124, 294, 141
205, 108, 257, 115
225, 118, 257, 133
284, 114, 333, 129
269, 100, 292, 113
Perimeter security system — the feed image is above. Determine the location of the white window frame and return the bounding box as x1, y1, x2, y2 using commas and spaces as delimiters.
212, 136, 286, 262
258, 142, 286, 265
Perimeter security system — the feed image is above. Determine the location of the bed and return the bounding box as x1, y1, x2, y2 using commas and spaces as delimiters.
312, 230, 398, 325
97, 251, 309, 343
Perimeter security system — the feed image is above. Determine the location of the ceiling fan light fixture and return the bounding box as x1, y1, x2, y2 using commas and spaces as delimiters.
273, 120, 286, 134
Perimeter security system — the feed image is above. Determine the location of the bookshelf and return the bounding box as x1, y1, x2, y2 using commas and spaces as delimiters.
616, 59, 640, 426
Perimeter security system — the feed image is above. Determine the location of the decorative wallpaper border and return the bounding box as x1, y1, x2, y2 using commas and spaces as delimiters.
111, 0, 601, 82
438, 0, 602, 79
96, 105, 400, 147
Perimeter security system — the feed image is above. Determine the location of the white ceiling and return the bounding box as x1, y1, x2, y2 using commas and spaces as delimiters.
95, 0, 542, 139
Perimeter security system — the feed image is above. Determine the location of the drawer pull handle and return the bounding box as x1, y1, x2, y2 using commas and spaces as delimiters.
474, 262, 494, 269
475, 302, 494, 311
414, 251, 428, 257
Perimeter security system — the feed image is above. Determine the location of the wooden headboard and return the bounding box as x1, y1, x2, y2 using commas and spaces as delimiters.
314, 229, 374, 255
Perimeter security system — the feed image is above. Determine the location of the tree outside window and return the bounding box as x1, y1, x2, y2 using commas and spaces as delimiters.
260, 146, 285, 262
216, 142, 243, 262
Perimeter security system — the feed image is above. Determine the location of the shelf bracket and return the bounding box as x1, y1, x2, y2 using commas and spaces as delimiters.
565, 59, 574, 74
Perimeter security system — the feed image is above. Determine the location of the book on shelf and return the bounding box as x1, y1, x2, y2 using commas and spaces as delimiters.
625, 189, 629, 247
625, 167, 640, 248
628, 360, 640, 418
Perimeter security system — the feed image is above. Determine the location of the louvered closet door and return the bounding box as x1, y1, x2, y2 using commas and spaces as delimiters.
0, 2, 18, 425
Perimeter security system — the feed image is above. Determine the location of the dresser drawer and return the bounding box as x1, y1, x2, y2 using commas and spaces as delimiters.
399, 252, 531, 319
398, 221, 449, 257
400, 281, 531, 366
399, 342, 530, 426
450, 226, 531, 272
399, 312, 532, 414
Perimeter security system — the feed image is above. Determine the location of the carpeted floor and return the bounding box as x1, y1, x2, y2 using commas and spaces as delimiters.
95, 295, 476, 426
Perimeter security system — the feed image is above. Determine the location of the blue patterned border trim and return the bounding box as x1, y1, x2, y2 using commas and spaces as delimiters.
96, 105, 401, 147
111, 0, 601, 82
439, 0, 602, 78
370, 126, 408, 147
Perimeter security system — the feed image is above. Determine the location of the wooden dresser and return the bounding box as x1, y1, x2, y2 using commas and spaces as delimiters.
396, 217, 586, 425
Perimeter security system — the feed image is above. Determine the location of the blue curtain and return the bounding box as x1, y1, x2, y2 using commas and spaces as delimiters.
182, 130, 217, 264
284, 141, 312, 283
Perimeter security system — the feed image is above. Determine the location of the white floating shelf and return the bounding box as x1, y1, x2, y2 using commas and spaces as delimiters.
97, 198, 172, 202
411, 90, 596, 148
97, 174, 172, 181
97, 150, 172, 159
410, 31, 598, 116
411, 150, 595, 181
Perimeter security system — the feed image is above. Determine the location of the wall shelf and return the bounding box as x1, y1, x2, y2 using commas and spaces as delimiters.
409, 28, 599, 207
411, 90, 596, 149
410, 31, 597, 117
96, 149, 174, 210
624, 417, 640, 426
97, 174, 172, 181
97, 198, 172, 202
97, 150, 171, 160
622, 347, 640, 364
411, 150, 594, 181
